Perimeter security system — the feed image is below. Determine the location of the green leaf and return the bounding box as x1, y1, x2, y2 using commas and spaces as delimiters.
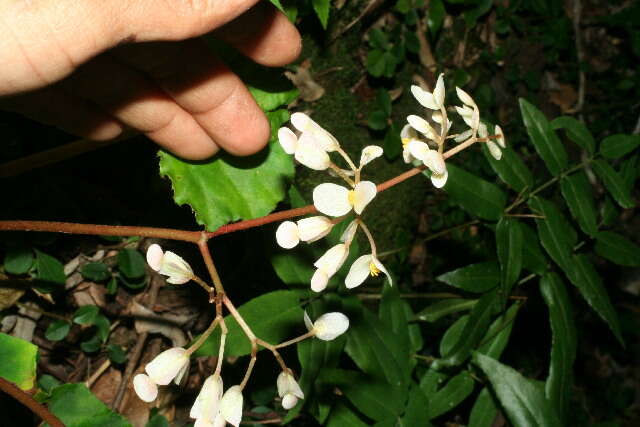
540, 273, 577, 421
375, 89, 392, 116
439, 314, 469, 357
270, 251, 314, 287
159, 110, 294, 231
45, 320, 71, 341
473, 353, 562, 427
428, 371, 475, 419
496, 218, 524, 296
592, 159, 635, 209
366, 50, 397, 78
483, 145, 534, 193
560, 171, 598, 236
312, 0, 331, 29
73, 305, 100, 325
477, 302, 520, 360
108, 345, 127, 364
196, 290, 303, 357
80, 263, 110, 282
419, 368, 448, 396
34, 249, 66, 292
599, 134, 640, 158
326, 403, 369, 427
529, 197, 577, 271
81, 335, 102, 353
415, 299, 477, 322
469, 387, 499, 427
145, 412, 169, 427
551, 116, 595, 154
4, 248, 34, 275
595, 231, 640, 266
380, 285, 423, 356
368, 29, 388, 50
94, 314, 111, 342
441, 164, 507, 221
0, 333, 38, 390
401, 383, 430, 425
464, 0, 493, 27
383, 123, 402, 161
47, 383, 131, 427
433, 290, 498, 369
248, 86, 298, 112
436, 262, 500, 293
521, 222, 548, 274
520, 98, 568, 176
566, 254, 624, 345
427, 0, 446, 36
368, 110, 388, 130
117, 249, 146, 280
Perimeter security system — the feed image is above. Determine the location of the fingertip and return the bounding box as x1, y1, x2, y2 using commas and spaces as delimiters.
221, 107, 271, 156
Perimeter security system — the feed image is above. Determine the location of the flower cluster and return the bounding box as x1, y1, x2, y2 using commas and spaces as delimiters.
277, 113, 391, 292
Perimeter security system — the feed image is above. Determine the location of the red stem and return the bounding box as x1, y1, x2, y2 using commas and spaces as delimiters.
0, 377, 64, 427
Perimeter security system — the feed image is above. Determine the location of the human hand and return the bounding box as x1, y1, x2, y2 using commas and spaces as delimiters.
0, 0, 301, 160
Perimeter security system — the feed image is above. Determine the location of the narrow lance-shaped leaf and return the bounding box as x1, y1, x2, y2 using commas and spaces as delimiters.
521, 222, 548, 274
436, 262, 500, 293
540, 273, 577, 421
441, 164, 507, 221
483, 145, 534, 193
594, 231, 640, 267
427, 371, 475, 419
473, 352, 562, 427
528, 197, 577, 272
415, 299, 477, 323
560, 171, 598, 236
592, 159, 635, 209
599, 134, 640, 159
520, 98, 568, 176
496, 218, 524, 298
401, 383, 431, 426
469, 387, 499, 427
551, 116, 595, 154
477, 302, 521, 360
566, 254, 624, 345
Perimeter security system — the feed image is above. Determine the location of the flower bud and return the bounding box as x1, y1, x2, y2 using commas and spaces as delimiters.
146, 244, 194, 284
133, 373, 158, 402
276, 221, 300, 249
296, 216, 333, 243
309, 312, 349, 341
191, 374, 223, 421
220, 385, 243, 427
277, 371, 304, 410
145, 347, 189, 386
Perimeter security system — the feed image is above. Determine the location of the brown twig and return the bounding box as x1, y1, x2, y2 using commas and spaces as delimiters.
0, 377, 64, 427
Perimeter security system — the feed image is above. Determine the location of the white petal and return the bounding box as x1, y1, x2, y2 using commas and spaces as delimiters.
303, 310, 313, 332
174, 360, 189, 385
359, 145, 383, 168
478, 122, 488, 138
133, 374, 158, 403
290, 112, 313, 133
456, 86, 476, 107
402, 145, 414, 164
277, 372, 304, 400
295, 133, 331, 170
487, 141, 502, 160
400, 123, 418, 140
410, 85, 438, 109
471, 107, 480, 130
423, 150, 446, 175
454, 129, 473, 142
345, 255, 373, 289
407, 115, 435, 139
159, 251, 193, 285
145, 347, 189, 386
194, 419, 214, 427
191, 374, 224, 420
313, 312, 350, 341
495, 125, 506, 148
431, 168, 448, 188
278, 127, 298, 155
455, 105, 473, 118
310, 269, 329, 292
340, 220, 359, 244
314, 244, 348, 276
296, 216, 333, 243
433, 73, 445, 109
372, 257, 393, 286
407, 140, 432, 162
146, 244, 164, 272
282, 394, 299, 410
313, 183, 351, 217
276, 221, 300, 249
352, 181, 377, 214
212, 413, 226, 427
290, 113, 339, 152
220, 385, 243, 427
432, 111, 443, 124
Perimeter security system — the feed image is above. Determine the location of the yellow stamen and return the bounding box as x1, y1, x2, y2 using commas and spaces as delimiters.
347, 190, 356, 206
369, 261, 381, 277
401, 138, 410, 147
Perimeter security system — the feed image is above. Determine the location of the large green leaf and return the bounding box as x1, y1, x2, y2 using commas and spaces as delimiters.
599, 134, 640, 159
441, 164, 507, 220
496, 218, 524, 297
415, 299, 477, 322
196, 290, 303, 357
529, 197, 577, 271
520, 98, 568, 176
594, 231, 640, 266
326, 403, 369, 427
379, 286, 423, 358
566, 254, 623, 345
34, 249, 66, 293
592, 159, 635, 209
540, 273, 576, 422
436, 262, 500, 293
477, 302, 520, 360
46, 384, 130, 427
159, 110, 294, 231
469, 387, 499, 427
0, 333, 38, 390
521, 222, 548, 274
550, 116, 595, 154
270, 251, 315, 287
427, 371, 475, 419
473, 353, 562, 427
4, 248, 34, 275
483, 145, 535, 193
560, 171, 598, 236
401, 383, 431, 426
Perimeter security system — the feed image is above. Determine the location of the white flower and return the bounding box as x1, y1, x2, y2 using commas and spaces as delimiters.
219, 385, 243, 427
407, 140, 448, 188
359, 145, 383, 168
278, 127, 331, 171
146, 244, 194, 285
275, 221, 300, 249
304, 311, 349, 341
133, 373, 158, 402
345, 254, 392, 289
276, 217, 334, 249
456, 86, 477, 108
313, 181, 377, 217
454, 129, 473, 143
495, 124, 506, 148
290, 112, 339, 152
277, 371, 304, 410
311, 243, 349, 292
400, 124, 421, 163
340, 220, 359, 245
485, 124, 506, 161
410, 74, 445, 110
145, 347, 189, 386
455, 105, 480, 130
407, 115, 437, 141
191, 374, 224, 423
